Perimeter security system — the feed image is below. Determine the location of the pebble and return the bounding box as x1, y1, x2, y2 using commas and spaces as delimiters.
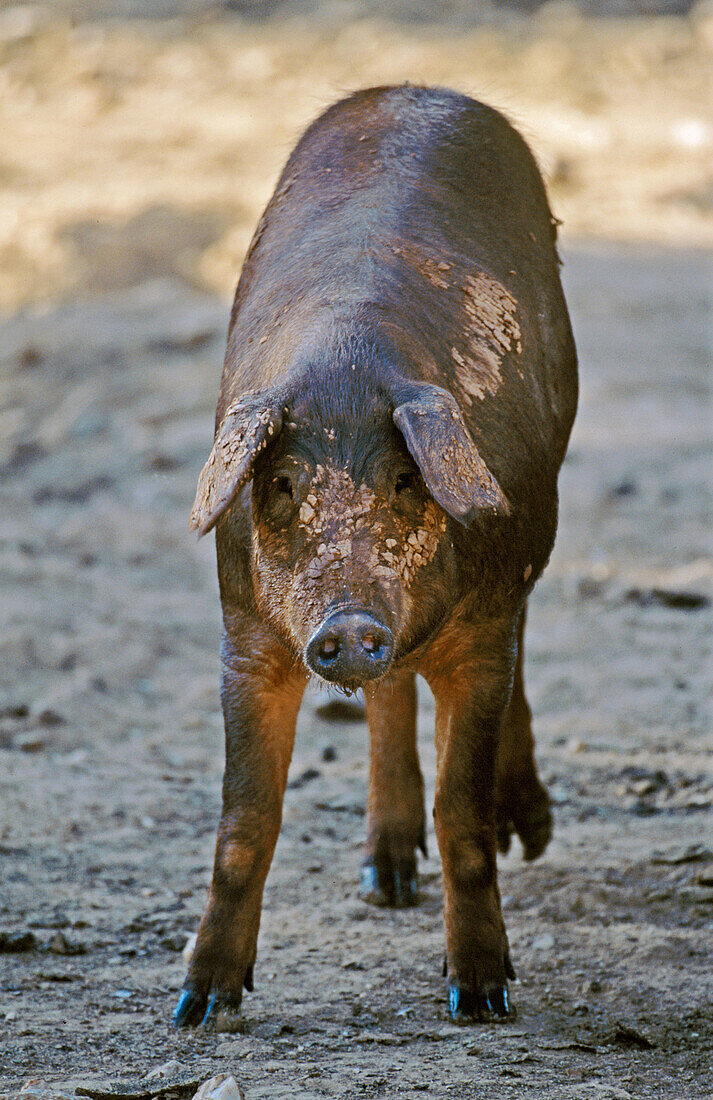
192, 1074, 245, 1100
651, 843, 711, 865
48, 931, 86, 956
0, 930, 37, 953
532, 933, 555, 951
160, 933, 187, 952
144, 1060, 186, 1081
16, 732, 51, 753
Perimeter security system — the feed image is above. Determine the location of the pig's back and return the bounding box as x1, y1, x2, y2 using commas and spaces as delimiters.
222, 85, 577, 500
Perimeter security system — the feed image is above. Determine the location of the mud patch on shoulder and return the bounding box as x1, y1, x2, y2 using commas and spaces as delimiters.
452, 272, 522, 405
391, 244, 453, 290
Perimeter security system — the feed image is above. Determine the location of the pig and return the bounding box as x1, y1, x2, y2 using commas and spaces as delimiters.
173, 84, 578, 1029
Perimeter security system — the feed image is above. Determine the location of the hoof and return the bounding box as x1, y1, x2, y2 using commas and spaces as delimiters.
359, 860, 418, 908
497, 820, 514, 855
447, 981, 515, 1024
172, 987, 207, 1029
519, 804, 552, 861
498, 789, 552, 861
173, 967, 252, 1029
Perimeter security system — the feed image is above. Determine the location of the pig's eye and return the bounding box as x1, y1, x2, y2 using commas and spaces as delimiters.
394, 471, 418, 495
273, 475, 293, 499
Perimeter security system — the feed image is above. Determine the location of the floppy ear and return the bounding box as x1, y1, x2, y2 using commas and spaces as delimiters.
393, 385, 509, 527
189, 393, 283, 536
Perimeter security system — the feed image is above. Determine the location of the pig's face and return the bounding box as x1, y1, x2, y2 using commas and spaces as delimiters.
250, 403, 452, 687
190, 374, 509, 689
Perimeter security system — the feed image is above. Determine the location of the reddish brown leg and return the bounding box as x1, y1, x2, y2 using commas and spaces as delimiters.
421, 617, 517, 1023
496, 604, 552, 860
174, 612, 306, 1028
360, 669, 426, 908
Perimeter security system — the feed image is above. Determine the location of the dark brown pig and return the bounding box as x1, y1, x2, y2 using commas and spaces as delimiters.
174, 84, 578, 1028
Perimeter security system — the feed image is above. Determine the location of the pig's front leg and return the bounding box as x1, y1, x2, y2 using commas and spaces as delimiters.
173, 615, 306, 1028
422, 617, 517, 1024
361, 669, 426, 908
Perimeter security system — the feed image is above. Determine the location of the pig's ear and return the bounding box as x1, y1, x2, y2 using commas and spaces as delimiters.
190, 394, 283, 536
393, 385, 509, 527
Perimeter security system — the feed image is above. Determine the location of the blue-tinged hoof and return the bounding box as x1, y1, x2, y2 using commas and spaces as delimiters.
200, 992, 219, 1028
199, 990, 244, 1031
447, 980, 515, 1024
359, 859, 420, 908
359, 862, 391, 906
485, 985, 512, 1020
173, 986, 206, 1029
392, 869, 418, 908
447, 981, 480, 1022
173, 983, 247, 1030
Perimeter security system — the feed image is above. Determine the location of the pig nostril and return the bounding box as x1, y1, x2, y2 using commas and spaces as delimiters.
319, 636, 339, 662
363, 633, 385, 655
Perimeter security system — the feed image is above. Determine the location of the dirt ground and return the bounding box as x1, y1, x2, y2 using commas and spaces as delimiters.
1, 3, 712, 1099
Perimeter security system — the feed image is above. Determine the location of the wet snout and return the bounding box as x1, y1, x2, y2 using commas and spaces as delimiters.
305, 610, 394, 685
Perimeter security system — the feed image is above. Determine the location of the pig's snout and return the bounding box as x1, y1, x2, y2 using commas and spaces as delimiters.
306, 610, 394, 685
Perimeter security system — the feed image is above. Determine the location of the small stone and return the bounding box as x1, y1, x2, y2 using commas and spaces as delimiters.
0, 930, 37, 953
48, 931, 85, 956
160, 933, 187, 952
550, 783, 569, 805
613, 1022, 655, 1050
16, 733, 50, 753
532, 933, 555, 951
36, 708, 65, 727
144, 1060, 186, 1081
579, 576, 605, 600
651, 843, 711, 865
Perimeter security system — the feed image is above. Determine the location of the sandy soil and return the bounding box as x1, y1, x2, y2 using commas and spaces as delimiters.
1, 3, 712, 1099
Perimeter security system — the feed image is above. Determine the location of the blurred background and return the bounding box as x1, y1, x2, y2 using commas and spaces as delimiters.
1, 1, 712, 1094
1, 0, 711, 311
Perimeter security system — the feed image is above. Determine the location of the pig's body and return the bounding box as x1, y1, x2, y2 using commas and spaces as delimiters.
175, 85, 577, 1029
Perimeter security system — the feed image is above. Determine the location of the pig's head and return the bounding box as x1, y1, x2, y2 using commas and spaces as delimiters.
190, 372, 508, 691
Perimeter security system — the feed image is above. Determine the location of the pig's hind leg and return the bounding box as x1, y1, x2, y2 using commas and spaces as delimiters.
360, 669, 427, 909
173, 615, 306, 1028
495, 605, 552, 861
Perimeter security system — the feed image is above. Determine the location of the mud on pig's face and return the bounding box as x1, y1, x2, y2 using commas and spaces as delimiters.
189, 381, 509, 689
252, 432, 452, 685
